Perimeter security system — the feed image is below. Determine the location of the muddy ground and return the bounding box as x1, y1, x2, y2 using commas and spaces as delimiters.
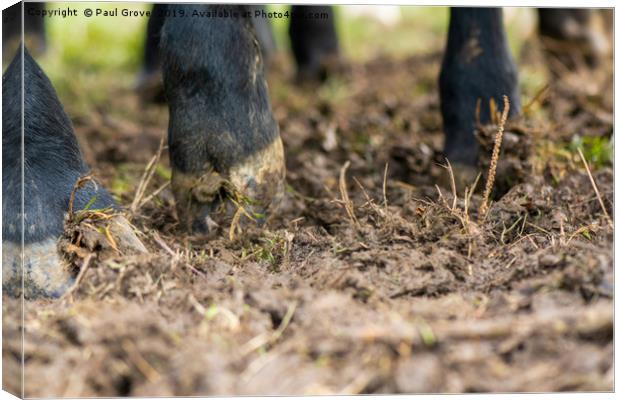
3, 37, 614, 395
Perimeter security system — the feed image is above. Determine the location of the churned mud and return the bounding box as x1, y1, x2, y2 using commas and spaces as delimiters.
3, 41, 613, 395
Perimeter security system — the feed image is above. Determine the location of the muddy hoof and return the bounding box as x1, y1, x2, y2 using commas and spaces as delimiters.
3, 240, 72, 299
171, 137, 286, 238
160, 5, 286, 238
3, 214, 147, 299
2, 47, 147, 298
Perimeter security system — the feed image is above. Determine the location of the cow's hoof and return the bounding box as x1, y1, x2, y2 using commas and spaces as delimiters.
2, 214, 147, 299
3, 239, 72, 299
2, 48, 148, 299
172, 137, 286, 237
160, 5, 286, 238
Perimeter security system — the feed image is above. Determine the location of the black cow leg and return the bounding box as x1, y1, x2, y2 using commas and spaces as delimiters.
137, 4, 277, 103
2, 47, 144, 298
2, 2, 46, 62
537, 8, 609, 70
289, 5, 340, 82
135, 3, 167, 102
439, 8, 521, 168
160, 5, 285, 236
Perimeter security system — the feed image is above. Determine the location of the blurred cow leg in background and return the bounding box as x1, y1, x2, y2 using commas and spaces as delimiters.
537, 8, 612, 72
135, 3, 167, 102
2, 1, 46, 63
289, 5, 340, 82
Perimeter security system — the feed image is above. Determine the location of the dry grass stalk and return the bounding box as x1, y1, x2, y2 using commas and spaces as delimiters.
240, 301, 297, 356
339, 161, 359, 226
60, 253, 93, 302
68, 174, 96, 220
463, 172, 481, 224
475, 98, 482, 127
522, 83, 550, 116
478, 95, 510, 221
435, 185, 450, 209
444, 158, 458, 211
137, 181, 170, 210
121, 339, 161, 382
577, 147, 613, 229
382, 162, 389, 211
130, 137, 165, 214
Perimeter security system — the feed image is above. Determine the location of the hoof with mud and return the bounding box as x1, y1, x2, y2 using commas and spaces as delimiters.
2, 47, 147, 298
171, 137, 286, 237
160, 4, 286, 237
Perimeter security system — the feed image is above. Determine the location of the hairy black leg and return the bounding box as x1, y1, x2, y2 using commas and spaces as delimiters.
160, 4, 285, 236
137, 4, 277, 103
288, 5, 340, 82
2, 48, 144, 298
2, 2, 46, 63
537, 8, 609, 70
439, 7, 521, 167
135, 3, 167, 102
143, 4, 167, 75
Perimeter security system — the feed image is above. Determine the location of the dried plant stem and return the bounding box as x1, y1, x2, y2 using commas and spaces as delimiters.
60, 253, 93, 302
478, 95, 510, 221
382, 162, 389, 211
240, 301, 297, 356
68, 175, 96, 220
522, 83, 550, 116
339, 161, 358, 226
577, 147, 613, 229
130, 137, 165, 214
444, 158, 458, 211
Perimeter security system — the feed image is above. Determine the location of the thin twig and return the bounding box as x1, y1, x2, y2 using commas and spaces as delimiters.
121, 339, 161, 383
130, 137, 165, 214
240, 301, 297, 356
522, 83, 550, 116
464, 173, 481, 222
475, 98, 482, 127
339, 161, 358, 226
68, 175, 97, 220
152, 231, 176, 257
444, 158, 457, 211
577, 147, 613, 228
60, 253, 93, 301
138, 181, 170, 209
382, 162, 389, 212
